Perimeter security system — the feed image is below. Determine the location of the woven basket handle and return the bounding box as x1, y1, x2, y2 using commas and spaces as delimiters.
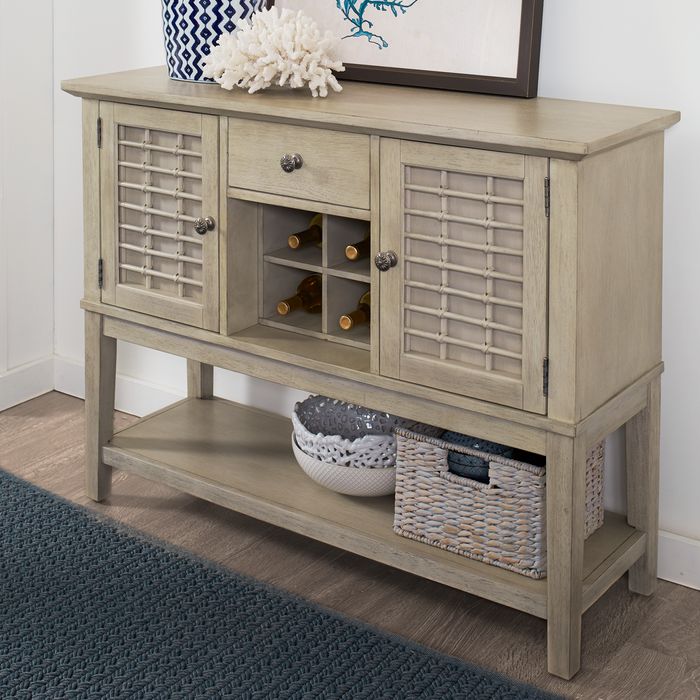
396, 428, 504, 489
436, 452, 500, 491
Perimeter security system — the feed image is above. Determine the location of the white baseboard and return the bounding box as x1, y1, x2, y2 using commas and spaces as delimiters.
658, 530, 700, 591
0, 357, 55, 411
54, 355, 183, 417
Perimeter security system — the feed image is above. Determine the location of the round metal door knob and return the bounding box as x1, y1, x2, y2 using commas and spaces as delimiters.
194, 217, 216, 235
374, 250, 398, 272
280, 153, 304, 173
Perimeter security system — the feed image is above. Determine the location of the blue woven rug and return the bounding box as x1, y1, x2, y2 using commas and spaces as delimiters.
0, 469, 560, 699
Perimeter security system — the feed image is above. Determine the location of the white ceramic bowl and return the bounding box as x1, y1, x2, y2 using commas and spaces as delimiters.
292, 395, 439, 469
292, 434, 396, 497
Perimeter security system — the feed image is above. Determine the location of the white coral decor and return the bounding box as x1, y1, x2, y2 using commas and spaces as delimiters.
202, 7, 345, 98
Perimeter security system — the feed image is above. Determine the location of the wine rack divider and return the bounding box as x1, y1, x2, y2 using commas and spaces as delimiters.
264, 247, 323, 273
256, 203, 371, 350
326, 261, 371, 284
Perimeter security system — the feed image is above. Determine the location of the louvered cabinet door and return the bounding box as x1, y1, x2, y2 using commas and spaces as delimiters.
379, 140, 548, 414
100, 104, 219, 331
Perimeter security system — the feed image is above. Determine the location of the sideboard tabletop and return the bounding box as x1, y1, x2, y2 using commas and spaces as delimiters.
62, 66, 679, 159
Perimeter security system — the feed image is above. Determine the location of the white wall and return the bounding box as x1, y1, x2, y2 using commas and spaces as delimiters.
9, 0, 697, 588
0, 1, 55, 410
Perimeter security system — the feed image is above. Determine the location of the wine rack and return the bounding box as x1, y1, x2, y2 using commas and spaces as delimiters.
258, 204, 371, 349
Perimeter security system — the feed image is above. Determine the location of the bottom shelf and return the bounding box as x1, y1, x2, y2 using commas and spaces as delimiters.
103, 397, 645, 620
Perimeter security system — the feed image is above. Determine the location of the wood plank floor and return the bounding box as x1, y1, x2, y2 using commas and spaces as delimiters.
1, 392, 698, 700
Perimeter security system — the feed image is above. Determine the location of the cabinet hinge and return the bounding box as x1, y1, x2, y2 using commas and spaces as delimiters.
98, 258, 104, 289
544, 177, 551, 218
97, 117, 102, 149
543, 357, 550, 398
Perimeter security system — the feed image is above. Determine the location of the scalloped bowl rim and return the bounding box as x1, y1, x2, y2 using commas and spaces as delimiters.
291, 434, 396, 497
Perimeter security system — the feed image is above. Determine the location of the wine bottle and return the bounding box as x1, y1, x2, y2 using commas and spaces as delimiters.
277, 274, 322, 316
345, 235, 371, 262
288, 214, 323, 250
339, 291, 371, 331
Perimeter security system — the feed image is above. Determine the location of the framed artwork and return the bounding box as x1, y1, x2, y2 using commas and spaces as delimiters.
270, 0, 544, 97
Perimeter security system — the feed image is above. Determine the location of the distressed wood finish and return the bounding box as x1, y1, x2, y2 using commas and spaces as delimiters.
100, 104, 220, 331
84, 311, 116, 501
547, 158, 579, 424
82, 99, 102, 303
548, 135, 665, 424
224, 198, 259, 335
228, 118, 371, 209
577, 368, 658, 447
546, 433, 588, 679
97, 396, 643, 621
100, 313, 549, 454
521, 156, 549, 413
627, 376, 662, 596
378, 138, 402, 380
66, 69, 676, 680
62, 67, 679, 159
102, 397, 547, 618
187, 360, 214, 399
575, 135, 664, 420
380, 140, 548, 412
81, 297, 571, 438
369, 135, 381, 375
227, 187, 372, 222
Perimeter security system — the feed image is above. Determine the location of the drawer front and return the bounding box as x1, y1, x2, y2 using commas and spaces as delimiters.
228, 118, 370, 210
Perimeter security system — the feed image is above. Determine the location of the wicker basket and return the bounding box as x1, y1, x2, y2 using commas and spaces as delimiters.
393, 429, 605, 579
584, 440, 605, 539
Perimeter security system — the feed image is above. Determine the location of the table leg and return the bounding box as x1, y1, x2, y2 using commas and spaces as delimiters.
85, 311, 117, 502
546, 432, 587, 679
187, 360, 214, 399
627, 376, 661, 595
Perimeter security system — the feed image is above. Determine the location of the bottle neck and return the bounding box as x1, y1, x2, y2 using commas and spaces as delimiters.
345, 237, 371, 261
339, 305, 370, 331
277, 295, 303, 315
289, 224, 322, 250
278, 275, 322, 315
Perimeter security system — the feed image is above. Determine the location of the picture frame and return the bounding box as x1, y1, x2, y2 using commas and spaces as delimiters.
270, 0, 544, 98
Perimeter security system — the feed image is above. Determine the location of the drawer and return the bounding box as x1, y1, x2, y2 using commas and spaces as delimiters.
228, 118, 370, 210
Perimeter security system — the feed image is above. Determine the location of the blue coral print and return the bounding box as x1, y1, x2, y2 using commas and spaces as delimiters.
336, 0, 420, 49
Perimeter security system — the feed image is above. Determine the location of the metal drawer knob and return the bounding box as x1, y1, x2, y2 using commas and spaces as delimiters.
374, 251, 398, 272
280, 153, 303, 173
194, 217, 216, 235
